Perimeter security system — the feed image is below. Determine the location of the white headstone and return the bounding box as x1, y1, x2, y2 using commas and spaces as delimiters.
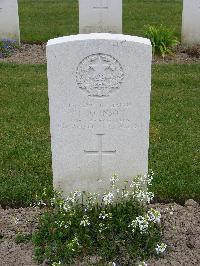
182, 0, 200, 44
79, 0, 122, 34
47, 33, 152, 195
0, 0, 20, 44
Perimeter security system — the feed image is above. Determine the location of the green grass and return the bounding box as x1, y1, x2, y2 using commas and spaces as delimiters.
0, 63, 199, 206
150, 64, 200, 203
0, 64, 52, 207
18, 0, 182, 43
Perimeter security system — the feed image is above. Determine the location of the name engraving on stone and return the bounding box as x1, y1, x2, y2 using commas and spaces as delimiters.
76, 53, 124, 97
93, 0, 108, 9
84, 134, 116, 179
63, 102, 132, 129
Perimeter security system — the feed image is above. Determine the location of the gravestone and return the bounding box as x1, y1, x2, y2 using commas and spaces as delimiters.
47, 33, 152, 194
0, 0, 20, 44
182, 0, 200, 44
79, 0, 122, 33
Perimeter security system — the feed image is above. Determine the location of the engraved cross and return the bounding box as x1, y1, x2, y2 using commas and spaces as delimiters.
84, 134, 116, 180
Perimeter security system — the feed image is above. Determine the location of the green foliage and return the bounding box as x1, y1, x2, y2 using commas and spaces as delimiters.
32, 174, 164, 265
144, 25, 179, 57
15, 233, 32, 244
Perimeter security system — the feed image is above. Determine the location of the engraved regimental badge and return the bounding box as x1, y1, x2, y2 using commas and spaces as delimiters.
76, 53, 124, 97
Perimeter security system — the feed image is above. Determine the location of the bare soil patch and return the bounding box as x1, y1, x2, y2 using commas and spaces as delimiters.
0, 44, 46, 65
0, 44, 200, 65
0, 200, 200, 266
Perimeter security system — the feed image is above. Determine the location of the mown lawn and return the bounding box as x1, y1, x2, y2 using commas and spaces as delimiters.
18, 0, 182, 43
0, 63, 199, 207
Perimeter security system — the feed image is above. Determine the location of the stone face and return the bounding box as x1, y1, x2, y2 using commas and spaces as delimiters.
0, 0, 20, 44
79, 0, 122, 34
182, 0, 200, 44
47, 33, 152, 195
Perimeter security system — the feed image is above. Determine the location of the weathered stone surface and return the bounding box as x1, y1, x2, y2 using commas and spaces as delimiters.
47, 33, 152, 194
79, 0, 122, 34
182, 0, 200, 45
0, 0, 20, 44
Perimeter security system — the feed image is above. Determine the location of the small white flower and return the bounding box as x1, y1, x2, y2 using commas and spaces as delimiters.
52, 261, 62, 266
73, 190, 81, 198
155, 243, 167, 254
63, 202, 71, 212
80, 215, 90, 227
103, 192, 114, 205
99, 210, 112, 220
99, 222, 107, 233
136, 216, 149, 232
138, 261, 148, 266
67, 236, 80, 252
122, 190, 129, 198
14, 218, 19, 225
148, 208, 161, 224
129, 219, 137, 233
110, 174, 119, 185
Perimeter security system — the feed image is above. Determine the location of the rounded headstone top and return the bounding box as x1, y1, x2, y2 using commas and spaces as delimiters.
47, 33, 151, 47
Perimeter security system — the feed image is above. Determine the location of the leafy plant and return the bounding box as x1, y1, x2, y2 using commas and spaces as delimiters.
15, 233, 32, 244
32, 173, 166, 265
0, 38, 18, 58
144, 25, 179, 57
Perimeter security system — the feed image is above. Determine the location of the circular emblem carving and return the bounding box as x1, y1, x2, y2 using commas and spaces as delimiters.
76, 53, 124, 97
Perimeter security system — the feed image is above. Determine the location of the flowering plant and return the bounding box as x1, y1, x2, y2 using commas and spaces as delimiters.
0, 38, 18, 58
32, 172, 166, 265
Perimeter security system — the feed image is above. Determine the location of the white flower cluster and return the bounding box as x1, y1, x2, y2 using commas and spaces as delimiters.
136, 216, 149, 232
110, 174, 119, 187
122, 190, 130, 198
138, 262, 148, 266
134, 190, 154, 204
128, 220, 137, 233
50, 171, 155, 214
66, 236, 80, 252
148, 208, 161, 224
86, 191, 99, 206
80, 215, 90, 227
130, 171, 154, 188
52, 261, 62, 266
54, 220, 65, 228
103, 192, 115, 205
129, 208, 161, 233
99, 222, 108, 233
66, 191, 81, 204
99, 210, 112, 220
155, 243, 167, 254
